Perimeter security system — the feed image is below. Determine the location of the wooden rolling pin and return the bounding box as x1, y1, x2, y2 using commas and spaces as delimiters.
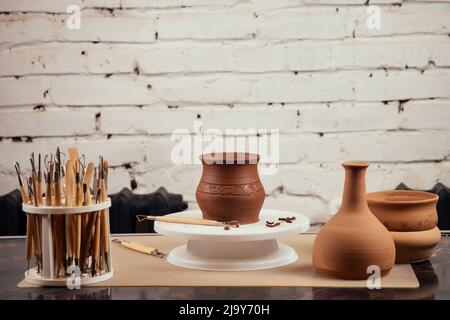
136, 215, 224, 226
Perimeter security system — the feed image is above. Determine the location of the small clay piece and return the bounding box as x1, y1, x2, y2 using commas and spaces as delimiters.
224, 225, 231, 231
279, 217, 292, 223
390, 227, 441, 263
367, 190, 439, 232
313, 161, 395, 280
266, 222, 281, 228
196, 152, 265, 224
226, 220, 240, 228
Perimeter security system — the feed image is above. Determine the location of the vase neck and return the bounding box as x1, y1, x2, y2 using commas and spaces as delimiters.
340, 162, 369, 213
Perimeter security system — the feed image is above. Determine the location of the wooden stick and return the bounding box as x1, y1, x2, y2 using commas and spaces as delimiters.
27, 176, 40, 267
65, 160, 74, 266
54, 172, 62, 207
68, 148, 79, 204
84, 162, 95, 204
75, 171, 82, 266
45, 162, 53, 206
15, 163, 29, 204
37, 153, 42, 205
54, 181, 64, 276
80, 189, 101, 272
92, 209, 101, 276
100, 159, 110, 271
15, 163, 34, 270
139, 215, 224, 226
34, 214, 42, 272
25, 214, 34, 270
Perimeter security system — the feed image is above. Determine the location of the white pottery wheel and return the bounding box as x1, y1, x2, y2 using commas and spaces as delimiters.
155, 209, 310, 271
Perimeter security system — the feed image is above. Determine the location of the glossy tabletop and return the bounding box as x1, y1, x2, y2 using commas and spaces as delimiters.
0, 232, 449, 300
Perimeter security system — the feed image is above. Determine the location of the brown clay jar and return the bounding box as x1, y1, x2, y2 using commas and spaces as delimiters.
195, 152, 265, 224
313, 161, 396, 280
367, 190, 438, 232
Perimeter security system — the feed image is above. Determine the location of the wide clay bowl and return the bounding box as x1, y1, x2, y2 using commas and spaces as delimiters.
367, 190, 438, 232
390, 227, 441, 263
195, 152, 265, 224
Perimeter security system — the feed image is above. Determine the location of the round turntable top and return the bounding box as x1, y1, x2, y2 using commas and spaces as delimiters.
155, 209, 310, 242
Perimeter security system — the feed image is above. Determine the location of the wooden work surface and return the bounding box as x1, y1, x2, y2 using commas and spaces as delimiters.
18, 234, 418, 288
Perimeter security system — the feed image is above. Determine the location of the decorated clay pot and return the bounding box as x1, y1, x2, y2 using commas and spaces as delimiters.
367, 190, 438, 232
195, 152, 265, 224
390, 227, 441, 263
313, 161, 395, 280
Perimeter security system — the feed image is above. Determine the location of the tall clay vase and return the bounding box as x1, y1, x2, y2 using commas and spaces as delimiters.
195, 152, 265, 224
313, 161, 396, 280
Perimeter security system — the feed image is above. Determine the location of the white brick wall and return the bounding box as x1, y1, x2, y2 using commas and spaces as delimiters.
1, 1, 449, 223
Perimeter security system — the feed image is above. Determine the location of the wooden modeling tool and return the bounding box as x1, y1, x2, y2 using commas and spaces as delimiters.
75, 171, 82, 266
84, 163, 94, 204
80, 189, 101, 272
53, 155, 65, 276
100, 159, 110, 271
112, 239, 165, 258
136, 215, 228, 226
15, 162, 29, 204
92, 201, 102, 276
25, 176, 40, 271
30, 155, 43, 272
37, 153, 42, 205
45, 162, 53, 206
16, 163, 33, 272
65, 160, 74, 267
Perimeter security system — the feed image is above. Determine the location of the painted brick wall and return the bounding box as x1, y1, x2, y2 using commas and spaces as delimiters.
0, 0, 449, 223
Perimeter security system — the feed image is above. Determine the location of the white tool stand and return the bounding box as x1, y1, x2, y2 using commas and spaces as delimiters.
22, 199, 113, 286
155, 209, 310, 271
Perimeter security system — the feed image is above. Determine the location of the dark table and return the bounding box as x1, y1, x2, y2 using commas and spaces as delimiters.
0, 233, 449, 300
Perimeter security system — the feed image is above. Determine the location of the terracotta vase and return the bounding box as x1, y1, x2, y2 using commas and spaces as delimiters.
313, 161, 396, 280
195, 152, 265, 224
390, 227, 441, 263
367, 190, 438, 232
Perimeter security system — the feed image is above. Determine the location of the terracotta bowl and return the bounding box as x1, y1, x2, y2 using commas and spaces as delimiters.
390, 227, 441, 264
367, 190, 438, 232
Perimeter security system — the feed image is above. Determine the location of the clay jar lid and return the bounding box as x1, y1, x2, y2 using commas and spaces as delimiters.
367, 190, 439, 232
200, 152, 260, 165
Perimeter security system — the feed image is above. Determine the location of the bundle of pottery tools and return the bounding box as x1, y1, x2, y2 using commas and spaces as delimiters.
15, 147, 114, 286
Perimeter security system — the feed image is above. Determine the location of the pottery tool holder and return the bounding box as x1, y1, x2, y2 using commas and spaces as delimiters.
22, 199, 113, 286
154, 209, 310, 271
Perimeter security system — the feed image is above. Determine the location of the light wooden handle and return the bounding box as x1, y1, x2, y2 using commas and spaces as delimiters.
154, 216, 223, 226
120, 241, 157, 255
93, 214, 101, 262
54, 181, 62, 206
65, 160, 74, 207
19, 185, 29, 204
85, 162, 95, 204
36, 179, 42, 206
45, 178, 52, 206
